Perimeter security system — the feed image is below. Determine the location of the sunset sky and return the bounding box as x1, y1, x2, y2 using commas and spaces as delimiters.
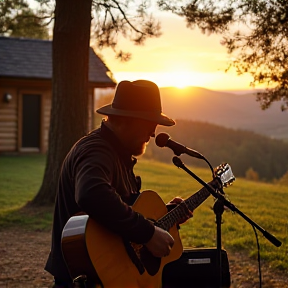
98, 11, 254, 91
28, 1, 255, 91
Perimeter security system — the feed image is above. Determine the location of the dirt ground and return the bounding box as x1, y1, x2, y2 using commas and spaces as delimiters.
0, 228, 287, 288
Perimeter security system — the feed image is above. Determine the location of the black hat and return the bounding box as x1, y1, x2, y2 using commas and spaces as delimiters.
96, 80, 175, 126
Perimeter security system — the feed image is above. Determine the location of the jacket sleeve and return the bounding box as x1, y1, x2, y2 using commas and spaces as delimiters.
74, 146, 155, 244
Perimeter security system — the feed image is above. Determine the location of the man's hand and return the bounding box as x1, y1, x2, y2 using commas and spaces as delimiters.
144, 226, 174, 258
166, 197, 193, 225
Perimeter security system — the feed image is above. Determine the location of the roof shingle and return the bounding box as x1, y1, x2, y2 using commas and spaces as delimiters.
0, 36, 116, 85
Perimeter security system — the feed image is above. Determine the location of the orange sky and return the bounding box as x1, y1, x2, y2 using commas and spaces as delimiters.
98, 12, 255, 91
29, 1, 255, 91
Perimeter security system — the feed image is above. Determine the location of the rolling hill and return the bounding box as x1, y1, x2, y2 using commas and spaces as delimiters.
159, 87, 288, 140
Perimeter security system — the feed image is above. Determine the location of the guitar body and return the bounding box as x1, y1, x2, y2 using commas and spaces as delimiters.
62, 190, 183, 288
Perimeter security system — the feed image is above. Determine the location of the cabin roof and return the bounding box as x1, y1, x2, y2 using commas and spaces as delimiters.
0, 36, 116, 86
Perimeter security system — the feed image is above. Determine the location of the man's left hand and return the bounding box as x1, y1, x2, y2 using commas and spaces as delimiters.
166, 197, 193, 225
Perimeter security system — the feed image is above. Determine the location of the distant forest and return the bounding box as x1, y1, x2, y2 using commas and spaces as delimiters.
144, 119, 288, 182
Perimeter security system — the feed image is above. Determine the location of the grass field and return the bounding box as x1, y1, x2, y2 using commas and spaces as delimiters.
0, 154, 287, 273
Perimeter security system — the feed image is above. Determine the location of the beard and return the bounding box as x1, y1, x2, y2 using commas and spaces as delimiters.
130, 142, 147, 157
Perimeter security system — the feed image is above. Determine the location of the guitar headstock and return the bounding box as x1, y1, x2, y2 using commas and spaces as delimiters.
214, 163, 235, 188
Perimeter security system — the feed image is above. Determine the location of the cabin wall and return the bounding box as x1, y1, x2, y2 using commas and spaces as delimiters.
0, 78, 51, 153
0, 86, 18, 152
0, 78, 97, 153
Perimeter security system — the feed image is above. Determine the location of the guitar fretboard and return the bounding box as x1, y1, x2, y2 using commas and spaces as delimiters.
156, 185, 211, 231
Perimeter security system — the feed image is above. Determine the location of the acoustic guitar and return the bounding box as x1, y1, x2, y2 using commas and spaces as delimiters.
61, 163, 235, 288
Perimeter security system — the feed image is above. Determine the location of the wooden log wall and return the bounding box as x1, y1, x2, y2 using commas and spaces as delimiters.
0, 88, 17, 152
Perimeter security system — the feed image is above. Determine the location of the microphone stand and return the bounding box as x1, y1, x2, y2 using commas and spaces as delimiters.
213, 198, 225, 288
172, 156, 282, 288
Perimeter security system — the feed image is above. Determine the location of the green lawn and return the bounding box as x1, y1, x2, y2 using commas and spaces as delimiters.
0, 154, 287, 273
0, 154, 52, 229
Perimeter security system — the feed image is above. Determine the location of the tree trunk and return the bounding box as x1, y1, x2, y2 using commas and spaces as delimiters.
31, 0, 92, 206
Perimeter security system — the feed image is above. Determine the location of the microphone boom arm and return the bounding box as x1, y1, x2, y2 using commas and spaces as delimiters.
173, 156, 282, 248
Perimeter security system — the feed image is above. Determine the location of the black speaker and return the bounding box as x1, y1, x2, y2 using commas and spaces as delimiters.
162, 248, 231, 288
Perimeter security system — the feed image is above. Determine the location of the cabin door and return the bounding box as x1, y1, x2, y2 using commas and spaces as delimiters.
21, 94, 41, 151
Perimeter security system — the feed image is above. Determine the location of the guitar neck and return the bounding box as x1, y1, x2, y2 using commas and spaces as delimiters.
156, 185, 211, 231
155, 163, 235, 232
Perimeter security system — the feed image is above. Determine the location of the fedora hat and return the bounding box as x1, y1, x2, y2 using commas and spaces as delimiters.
96, 80, 175, 126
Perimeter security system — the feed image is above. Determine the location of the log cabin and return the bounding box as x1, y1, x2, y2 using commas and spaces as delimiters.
0, 36, 116, 153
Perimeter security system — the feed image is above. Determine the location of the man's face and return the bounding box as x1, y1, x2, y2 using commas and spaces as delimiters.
121, 118, 158, 156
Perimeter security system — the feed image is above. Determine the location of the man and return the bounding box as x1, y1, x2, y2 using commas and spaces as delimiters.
45, 80, 192, 288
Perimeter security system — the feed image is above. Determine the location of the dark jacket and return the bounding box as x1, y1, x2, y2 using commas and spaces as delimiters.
45, 122, 155, 282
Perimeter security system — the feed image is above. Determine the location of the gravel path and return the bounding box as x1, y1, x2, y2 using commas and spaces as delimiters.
0, 228, 287, 288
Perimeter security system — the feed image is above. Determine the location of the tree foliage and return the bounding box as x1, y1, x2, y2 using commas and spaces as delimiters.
279, 171, 288, 186
245, 167, 259, 182
157, 0, 288, 111
0, 0, 50, 39
90, 0, 161, 61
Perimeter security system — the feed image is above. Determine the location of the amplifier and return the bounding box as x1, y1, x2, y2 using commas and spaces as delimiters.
162, 248, 231, 288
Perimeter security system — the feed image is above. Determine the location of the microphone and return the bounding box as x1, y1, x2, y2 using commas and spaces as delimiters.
155, 133, 204, 159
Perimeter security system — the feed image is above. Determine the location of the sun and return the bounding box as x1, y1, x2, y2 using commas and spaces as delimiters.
171, 74, 190, 88
112, 70, 210, 89
156, 71, 204, 88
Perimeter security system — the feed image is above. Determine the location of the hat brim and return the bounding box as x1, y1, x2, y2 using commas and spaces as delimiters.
97, 104, 175, 126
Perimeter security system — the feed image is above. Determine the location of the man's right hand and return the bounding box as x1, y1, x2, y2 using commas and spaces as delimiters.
144, 226, 174, 258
